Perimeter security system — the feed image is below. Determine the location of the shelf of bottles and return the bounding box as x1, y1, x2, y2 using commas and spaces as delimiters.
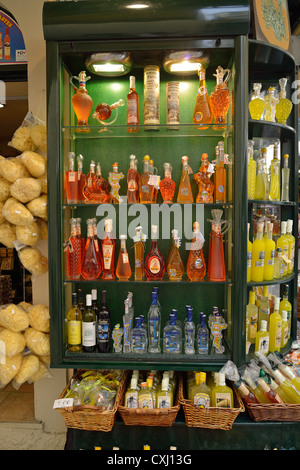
245, 58, 298, 360
57, 44, 238, 369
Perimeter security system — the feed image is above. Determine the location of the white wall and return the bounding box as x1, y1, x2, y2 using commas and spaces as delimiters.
2, 0, 67, 433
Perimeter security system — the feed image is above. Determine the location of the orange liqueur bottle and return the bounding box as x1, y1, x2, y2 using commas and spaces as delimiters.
66, 218, 82, 280
214, 141, 226, 203
65, 152, 78, 204
192, 64, 213, 129
186, 222, 206, 281
139, 155, 154, 203
159, 163, 176, 203
194, 153, 214, 203
144, 225, 165, 281
177, 156, 193, 203
210, 66, 231, 128
81, 219, 102, 280
70, 71, 93, 132
127, 76, 139, 133
116, 235, 132, 281
166, 229, 184, 281
127, 154, 140, 203
101, 218, 116, 280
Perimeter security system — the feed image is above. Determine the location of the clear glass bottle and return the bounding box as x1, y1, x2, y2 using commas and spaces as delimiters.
192, 64, 213, 129
148, 158, 158, 203
269, 164, 280, 202
273, 247, 286, 279
67, 292, 82, 352
197, 313, 209, 354
177, 156, 193, 203
124, 377, 138, 408
186, 222, 206, 281
133, 226, 145, 281
81, 219, 102, 280
210, 66, 231, 128
159, 163, 176, 204
248, 83, 265, 120
166, 229, 184, 281
255, 320, 269, 355
93, 162, 111, 203
234, 380, 260, 404
157, 377, 173, 408
65, 152, 78, 204
280, 310, 289, 348
281, 154, 290, 202
286, 219, 295, 274
264, 87, 278, 122
97, 290, 111, 353
131, 317, 147, 354
279, 283, 292, 338
66, 218, 82, 280
147, 291, 161, 353
246, 290, 258, 345
127, 75, 139, 133
101, 218, 116, 280
184, 307, 195, 355
123, 298, 132, 353
82, 293, 96, 352
254, 159, 266, 200
247, 139, 256, 199
116, 234, 131, 281
275, 78, 293, 125
256, 377, 283, 404
207, 209, 229, 282
127, 154, 139, 203
112, 324, 123, 353
83, 160, 97, 202
258, 285, 270, 329
144, 225, 165, 281
139, 155, 154, 203
163, 311, 182, 354
138, 379, 155, 409
194, 153, 214, 203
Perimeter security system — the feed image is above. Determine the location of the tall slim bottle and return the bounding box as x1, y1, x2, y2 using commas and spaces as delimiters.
67, 292, 82, 352
247, 140, 256, 199
207, 209, 228, 282
66, 218, 82, 280
101, 218, 116, 280
279, 284, 292, 338
139, 155, 154, 203
116, 234, 132, 281
214, 141, 226, 203
286, 219, 295, 274
147, 291, 161, 353
276, 221, 289, 276
82, 294, 96, 352
81, 219, 102, 280
177, 156, 193, 203
251, 222, 265, 282
258, 285, 270, 329
281, 154, 290, 201
246, 290, 258, 345
269, 297, 282, 353
97, 290, 111, 353
247, 223, 253, 283
254, 159, 266, 200
77, 154, 85, 202
127, 75, 139, 133
65, 152, 78, 204
166, 229, 184, 281
127, 154, 140, 203
192, 64, 213, 129
269, 165, 280, 201
133, 226, 145, 281
144, 225, 165, 281
264, 222, 275, 281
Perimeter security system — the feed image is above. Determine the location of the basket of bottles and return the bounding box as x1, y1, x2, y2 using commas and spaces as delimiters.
179, 371, 245, 430
118, 370, 182, 427
55, 369, 128, 432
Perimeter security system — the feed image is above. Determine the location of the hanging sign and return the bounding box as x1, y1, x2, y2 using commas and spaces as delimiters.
0, 10, 27, 64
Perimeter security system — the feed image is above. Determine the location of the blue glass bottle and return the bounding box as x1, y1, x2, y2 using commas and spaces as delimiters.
148, 291, 161, 353
131, 317, 147, 354
163, 311, 182, 354
184, 307, 195, 354
197, 313, 209, 354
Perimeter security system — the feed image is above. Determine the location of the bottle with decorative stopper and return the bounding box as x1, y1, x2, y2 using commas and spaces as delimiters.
166, 229, 184, 281
186, 222, 206, 281
92, 99, 125, 125
264, 87, 278, 122
192, 64, 213, 129
108, 162, 124, 203
159, 163, 176, 203
214, 141, 226, 203
193, 153, 214, 203
65, 152, 78, 204
247, 140, 256, 200
177, 156, 193, 203
207, 209, 230, 282
81, 219, 102, 280
144, 225, 165, 281
210, 66, 231, 128
248, 83, 265, 120
101, 218, 116, 280
139, 155, 154, 203
127, 154, 139, 203
70, 71, 93, 132
66, 218, 82, 280
116, 234, 132, 281
275, 78, 292, 125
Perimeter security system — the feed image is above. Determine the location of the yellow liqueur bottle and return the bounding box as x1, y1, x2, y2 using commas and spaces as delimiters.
281, 154, 290, 202
211, 373, 233, 408
177, 156, 193, 203
269, 140, 281, 202
279, 283, 292, 338
247, 139, 256, 199
247, 223, 253, 283
190, 372, 211, 408
124, 377, 138, 408
276, 221, 289, 276
269, 297, 282, 353
258, 285, 270, 329
156, 377, 173, 408
275, 78, 293, 125
251, 222, 265, 282
264, 222, 275, 281
255, 320, 269, 355
138, 379, 155, 409
248, 83, 265, 120
246, 290, 258, 345
280, 310, 289, 348
286, 219, 295, 274
272, 369, 300, 404
264, 87, 278, 122
254, 159, 265, 200
67, 292, 82, 352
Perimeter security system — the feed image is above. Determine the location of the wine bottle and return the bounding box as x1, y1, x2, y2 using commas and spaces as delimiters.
97, 290, 111, 353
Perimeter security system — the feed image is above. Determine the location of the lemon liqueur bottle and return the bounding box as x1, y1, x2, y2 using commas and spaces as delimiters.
211, 373, 233, 408
189, 372, 211, 408
67, 292, 82, 352
269, 297, 282, 353
269, 142, 280, 201
281, 154, 290, 201
286, 219, 295, 274
275, 78, 293, 125
247, 139, 256, 199
246, 290, 258, 346
255, 320, 269, 355
247, 223, 252, 283
264, 222, 275, 281
251, 222, 265, 282
279, 284, 292, 338
248, 83, 265, 120
276, 221, 289, 276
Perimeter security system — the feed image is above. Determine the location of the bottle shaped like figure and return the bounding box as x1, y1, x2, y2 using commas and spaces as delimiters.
163, 311, 182, 354
197, 313, 209, 354
70, 71, 93, 132
184, 307, 195, 355
127, 154, 140, 203
101, 218, 116, 280
139, 155, 154, 203
275, 78, 292, 125
247, 140, 256, 200
127, 76, 139, 133
248, 83, 265, 120
264, 87, 278, 122
116, 234, 132, 281
144, 225, 165, 281
177, 155, 193, 203
166, 229, 184, 281
147, 291, 161, 353
131, 317, 147, 354
108, 162, 124, 203
65, 152, 78, 204
66, 218, 82, 280
194, 153, 214, 203
210, 66, 231, 128
81, 219, 102, 280
186, 222, 206, 281
192, 64, 213, 129
159, 162, 176, 203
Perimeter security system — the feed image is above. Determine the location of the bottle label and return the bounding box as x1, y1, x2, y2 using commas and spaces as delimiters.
157, 395, 171, 408
165, 331, 181, 353
149, 318, 160, 342
193, 392, 210, 408
247, 251, 252, 268
148, 256, 161, 274
274, 320, 282, 347
97, 320, 109, 343
197, 333, 208, 353
103, 245, 113, 269
257, 334, 269, 353
198, 85, 207, 95
214, 392, 232, 408
260, 305, 270, 316
68, 171, 76, 182
255, 251, 265, 267
217, 185, 224, 193
282, 325, 289, 345
268, 249, 275, 265
180, 187, 189, 196
128, 179, 138, 191
141, 185, 149, 193
138, 394, 154, 409
127, 100, 138, 124
82, 321, 96, 347
67, 320, 81, 345
125, 391, 138, 408
122, 253, 129, 264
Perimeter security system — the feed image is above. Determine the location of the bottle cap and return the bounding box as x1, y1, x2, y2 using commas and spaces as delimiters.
86, 294, 92, 306
274, 296, 280, 310
91, 289, 97, 300
262, 285, 269, 297
161, 378, 169, 391
287, 219, 293, 232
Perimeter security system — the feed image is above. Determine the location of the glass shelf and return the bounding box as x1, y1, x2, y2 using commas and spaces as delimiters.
248, 119, 296, 140
64, 273, 232, 285
248, 199, 296, 206
247, 272, 295, 287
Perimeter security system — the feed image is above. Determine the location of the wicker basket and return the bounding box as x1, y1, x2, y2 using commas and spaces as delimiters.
118, 373, 182, 427
245, 401, 300, 422
179, 378, 245, 430
56, 369, 128, 432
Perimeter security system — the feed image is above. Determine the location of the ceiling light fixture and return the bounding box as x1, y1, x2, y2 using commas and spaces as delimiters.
85, 52, 132, 77
125, 3, 150, 9
163, 50, 209, 75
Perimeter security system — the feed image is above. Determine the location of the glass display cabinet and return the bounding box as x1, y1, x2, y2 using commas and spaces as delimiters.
43, 0, 298, 373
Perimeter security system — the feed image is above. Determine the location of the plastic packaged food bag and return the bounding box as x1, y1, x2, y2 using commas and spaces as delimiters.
8, 111, 46, 153
0, 222, 16, 248
29, 359, 52, 383
17, 245, 48, 277
31, 123, 47, 154
26, 194, 47, 220
0, 175, 11, 201
0, 303, 29, 332
10, 177, 41, 203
